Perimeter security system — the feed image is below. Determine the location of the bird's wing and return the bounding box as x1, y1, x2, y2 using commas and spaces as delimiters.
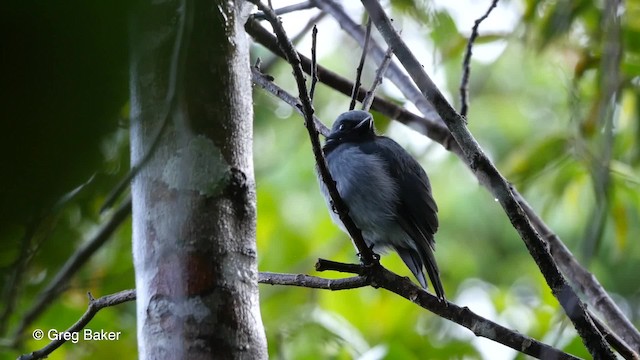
361, 136, 445, 300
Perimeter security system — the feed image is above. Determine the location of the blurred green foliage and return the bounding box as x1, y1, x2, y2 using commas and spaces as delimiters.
2, 0, 639, 359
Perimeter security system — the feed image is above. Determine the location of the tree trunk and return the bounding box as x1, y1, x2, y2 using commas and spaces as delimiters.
129, 0, 267, 358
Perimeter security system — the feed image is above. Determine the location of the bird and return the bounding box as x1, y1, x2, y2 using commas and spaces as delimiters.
317, 110, 445, 301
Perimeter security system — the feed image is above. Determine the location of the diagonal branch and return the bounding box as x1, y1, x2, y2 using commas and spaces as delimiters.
349, 17, 371, 110
247, 3, 376, 264
359, 0, 613, 357
309, 25, 319, 103
361, 46, 393, 112
459, 0, 499, 118
252, 66, 330, 136
245, 18, 459, 154
312, 0, 443, 126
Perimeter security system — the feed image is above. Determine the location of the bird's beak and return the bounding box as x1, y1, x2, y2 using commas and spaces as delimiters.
355, 117, 373, 131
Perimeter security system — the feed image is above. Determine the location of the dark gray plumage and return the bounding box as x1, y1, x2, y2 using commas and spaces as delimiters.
318, 110, 445, 301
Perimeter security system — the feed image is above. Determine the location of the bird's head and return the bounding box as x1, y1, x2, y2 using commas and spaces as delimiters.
325, 110, 375, 147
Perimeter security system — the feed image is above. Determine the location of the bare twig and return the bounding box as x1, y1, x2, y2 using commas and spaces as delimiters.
248, 4, 376, 264
459, 0, 499, 118
309, 25, 319, 102
253, 1, 314, 19
246, 19, 458, 152
349, 18, 372, 110
18, 290, 136, 360
261, 10, 327, 72
315, 258, 368, 274
12, 197, 132, 341
312, 0, 443, 125
360, 1, 614, 358
251, 66, 330, 136
259, 272, 369, 290
293, 11, 326, 45
361, 46, 393, 111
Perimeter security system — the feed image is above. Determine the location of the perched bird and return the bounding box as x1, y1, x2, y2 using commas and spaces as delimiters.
318, 110, 445, 301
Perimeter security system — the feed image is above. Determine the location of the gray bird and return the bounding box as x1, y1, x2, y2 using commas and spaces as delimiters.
318, 110, 445, 301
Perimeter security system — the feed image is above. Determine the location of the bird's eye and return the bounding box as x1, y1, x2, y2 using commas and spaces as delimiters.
339, 124, 345, 131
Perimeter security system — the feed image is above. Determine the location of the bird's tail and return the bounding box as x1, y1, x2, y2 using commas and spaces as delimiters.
396, 246, 446, 302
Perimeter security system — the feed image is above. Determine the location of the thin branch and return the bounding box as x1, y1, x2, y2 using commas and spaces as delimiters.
259, 272, 369, 290
253, 1, 314, 19
17, 290, 136, 360
316, 258, 368, 274
11, 197, 132, 341
459, 0, 499, 118
312, 0, 443, 125
361, 46, 393, 111
309, 25, 319, 102
268, 262, 580, 360
248, 4, 376, 264
359, 1, 613, 358
349, 17, 371, 110
245, 18, 459, 153
251, 66, 330, 136
293, 11, 327, 45
261, 10, 327, 72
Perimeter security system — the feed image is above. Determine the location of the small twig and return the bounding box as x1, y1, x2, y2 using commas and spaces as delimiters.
315, 258, 369, 275
260, 11, 327, 72
17, 290, 136, 360
293, 11, 326, 45
246, 18, 458, 151
259, 272, 369, 290
251, 66, 330, 136
459, 0, 499, 118
309, 25, 319, 102
253, 1, 314, 19
361, 46, 393, 111
312, 0, 442, 123
12, 197, 132, 341
247, 3, 376, 264
349, 17, 372, 110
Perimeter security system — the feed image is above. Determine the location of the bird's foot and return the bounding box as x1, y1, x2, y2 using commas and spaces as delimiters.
357, 245, 380, 267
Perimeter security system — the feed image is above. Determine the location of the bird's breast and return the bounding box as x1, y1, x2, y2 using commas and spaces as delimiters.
321, 145, 399, 236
